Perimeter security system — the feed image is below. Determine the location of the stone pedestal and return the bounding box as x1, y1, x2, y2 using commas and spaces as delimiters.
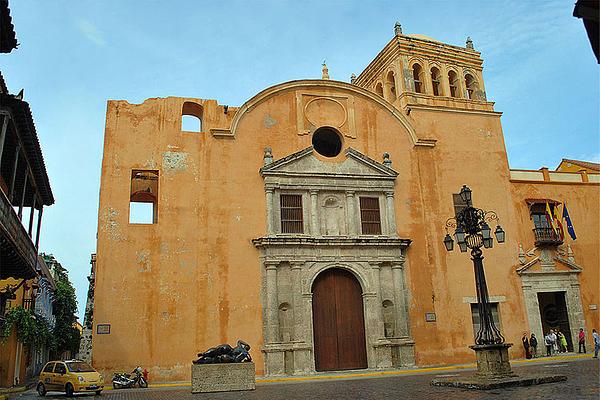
431, 343, 567, 390
191, 362, 255, 393
471, 343, 516, 379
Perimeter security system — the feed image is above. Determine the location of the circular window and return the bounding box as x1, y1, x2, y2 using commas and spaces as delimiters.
312, 127, 342, 157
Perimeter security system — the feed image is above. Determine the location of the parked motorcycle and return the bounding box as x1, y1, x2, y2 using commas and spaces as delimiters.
112, 366, 148, 389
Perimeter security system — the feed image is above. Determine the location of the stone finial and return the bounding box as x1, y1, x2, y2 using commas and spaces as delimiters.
567, 244, 575, 263
518, 244, 526, 265
466, 36, 474, 50
350, 73, 357, 84
383, 152, 392, 167
263, 147, 273, 165
394, 21, 402, 36
322, 62, 330, 80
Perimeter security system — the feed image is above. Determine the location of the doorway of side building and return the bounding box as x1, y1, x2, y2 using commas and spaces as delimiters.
312, 268, 368, 371
538, 291, 573, 351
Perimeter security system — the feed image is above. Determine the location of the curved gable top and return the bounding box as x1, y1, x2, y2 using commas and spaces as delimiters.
230, 79, 435, 147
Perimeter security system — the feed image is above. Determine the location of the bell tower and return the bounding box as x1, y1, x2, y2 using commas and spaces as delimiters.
353, 22, 493, 114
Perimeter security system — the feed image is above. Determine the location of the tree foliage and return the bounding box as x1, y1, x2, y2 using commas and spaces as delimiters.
1, 306, 54, 349
52, 279, 81, 357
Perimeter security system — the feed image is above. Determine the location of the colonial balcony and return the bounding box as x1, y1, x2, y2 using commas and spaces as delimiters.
533, 227, 563, 247
0, 188, 37, 280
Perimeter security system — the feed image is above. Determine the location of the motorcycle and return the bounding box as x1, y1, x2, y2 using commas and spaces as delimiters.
112, 366, 148, 389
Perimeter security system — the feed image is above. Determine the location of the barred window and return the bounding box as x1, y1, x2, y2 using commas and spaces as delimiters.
360, 197, 381, 235
280, 194, 303, 234
470, 303, 501, 341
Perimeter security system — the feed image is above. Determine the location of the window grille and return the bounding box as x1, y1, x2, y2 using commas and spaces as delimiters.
360, 197, 381, 235
280, 194, 303, 234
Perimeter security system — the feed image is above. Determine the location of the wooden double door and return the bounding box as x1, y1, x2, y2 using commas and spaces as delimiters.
312, 268, 368, 371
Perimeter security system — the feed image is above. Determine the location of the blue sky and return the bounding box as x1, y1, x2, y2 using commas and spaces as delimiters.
1, 0, 598, 319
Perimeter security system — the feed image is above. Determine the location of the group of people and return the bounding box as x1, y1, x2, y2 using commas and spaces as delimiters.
522, 328, 600, 358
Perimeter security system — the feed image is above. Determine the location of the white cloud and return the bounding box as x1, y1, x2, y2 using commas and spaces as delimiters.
76, 18, 106, 47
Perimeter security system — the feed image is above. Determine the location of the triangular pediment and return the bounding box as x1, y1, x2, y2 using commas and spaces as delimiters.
516, 255, 583, 275
260, 147, 398, 179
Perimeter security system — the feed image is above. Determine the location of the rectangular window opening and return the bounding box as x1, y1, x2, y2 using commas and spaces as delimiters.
280, 194, 303, 234
360, 197, 381, 235
470, 302, 501, 341
129, 170, 159, 224
452, 193, 468, 217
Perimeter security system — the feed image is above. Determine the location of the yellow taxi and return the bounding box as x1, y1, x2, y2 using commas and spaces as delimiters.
37, 360, 104, 397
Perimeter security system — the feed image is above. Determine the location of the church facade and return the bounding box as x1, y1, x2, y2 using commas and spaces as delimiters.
91, 26, 599, 380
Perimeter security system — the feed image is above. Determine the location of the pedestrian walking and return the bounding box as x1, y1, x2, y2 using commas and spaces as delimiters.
579, 328, 586, 353
522, 332, 531, 359
593, 329, 599, 358
545, 331, 553, 356
530, 333, 538, 358
559, 331, 568, 353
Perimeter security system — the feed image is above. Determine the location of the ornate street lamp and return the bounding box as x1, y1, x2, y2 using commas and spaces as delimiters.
443, 185, 506, 345
432, 186, 569, 387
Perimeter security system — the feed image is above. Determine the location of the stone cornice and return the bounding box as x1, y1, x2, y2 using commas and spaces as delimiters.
252, 236, 412, 248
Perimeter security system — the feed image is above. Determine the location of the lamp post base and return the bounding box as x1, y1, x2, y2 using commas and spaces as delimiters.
471, 343, 515, 379
431, 343, 567, 390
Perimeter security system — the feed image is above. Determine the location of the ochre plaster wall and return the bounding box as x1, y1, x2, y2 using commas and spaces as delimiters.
93, 80, 599, 381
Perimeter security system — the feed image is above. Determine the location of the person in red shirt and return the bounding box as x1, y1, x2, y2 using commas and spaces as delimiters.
579, 328, 586, 353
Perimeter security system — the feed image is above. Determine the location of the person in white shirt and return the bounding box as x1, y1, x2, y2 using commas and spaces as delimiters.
544, 332, 553, 356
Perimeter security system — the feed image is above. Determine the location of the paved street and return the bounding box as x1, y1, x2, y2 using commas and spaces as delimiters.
9, 357, 600, 400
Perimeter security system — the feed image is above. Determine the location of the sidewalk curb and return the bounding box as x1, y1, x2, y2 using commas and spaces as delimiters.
112, 353, 590, 389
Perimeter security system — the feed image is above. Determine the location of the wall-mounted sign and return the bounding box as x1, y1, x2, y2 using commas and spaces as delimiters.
589, 304, 597, 310
425, 312, 436, 322
96, 324, 111, 334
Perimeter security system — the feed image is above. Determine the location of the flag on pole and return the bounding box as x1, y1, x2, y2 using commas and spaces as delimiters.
553, 204, 565, 241
545, 202, 556, 231
562, 203, 577, 240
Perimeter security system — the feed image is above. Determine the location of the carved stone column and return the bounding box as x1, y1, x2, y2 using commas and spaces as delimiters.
346, 190, 357, 236
291, 261, 304, 341
392, 260, 409, 337
265, 261, 280, 343
369, 262, 386, 338
385, 191, 397, 236
265, 187, 275, 235
310, 190, 319, 236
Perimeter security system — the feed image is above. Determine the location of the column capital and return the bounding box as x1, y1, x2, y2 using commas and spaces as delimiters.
385, 191, 395, 198
264, 261, 280, 270
290, 261, 304, 269
309, 189, 319, 196
391, 262, 404, 270
265, 186, 276, 193
369, 261, 383, 269
345, 190, 356, 197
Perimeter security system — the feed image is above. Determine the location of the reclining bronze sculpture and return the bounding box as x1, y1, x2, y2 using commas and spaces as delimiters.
193, 340, 252, 364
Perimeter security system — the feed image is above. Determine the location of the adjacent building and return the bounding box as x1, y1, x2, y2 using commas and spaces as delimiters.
92, 24, 599, 380
0, 0, 55, 387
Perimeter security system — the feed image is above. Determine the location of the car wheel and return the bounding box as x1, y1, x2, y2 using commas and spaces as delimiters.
37, 382, 47, 396
95, 390, 102, 395
65, 382, 74, 397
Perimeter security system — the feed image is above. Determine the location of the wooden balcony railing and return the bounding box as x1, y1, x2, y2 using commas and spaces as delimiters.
0, 188, 38, 279
533, 227, 563, 247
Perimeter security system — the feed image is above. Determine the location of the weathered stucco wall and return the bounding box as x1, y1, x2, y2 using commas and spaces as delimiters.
92, 78, 599, 381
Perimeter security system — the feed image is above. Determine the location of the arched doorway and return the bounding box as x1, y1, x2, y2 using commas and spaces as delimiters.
312, 268, 368, 371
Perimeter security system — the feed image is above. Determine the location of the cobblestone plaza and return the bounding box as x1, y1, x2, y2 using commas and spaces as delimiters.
9, 357, 599, 400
